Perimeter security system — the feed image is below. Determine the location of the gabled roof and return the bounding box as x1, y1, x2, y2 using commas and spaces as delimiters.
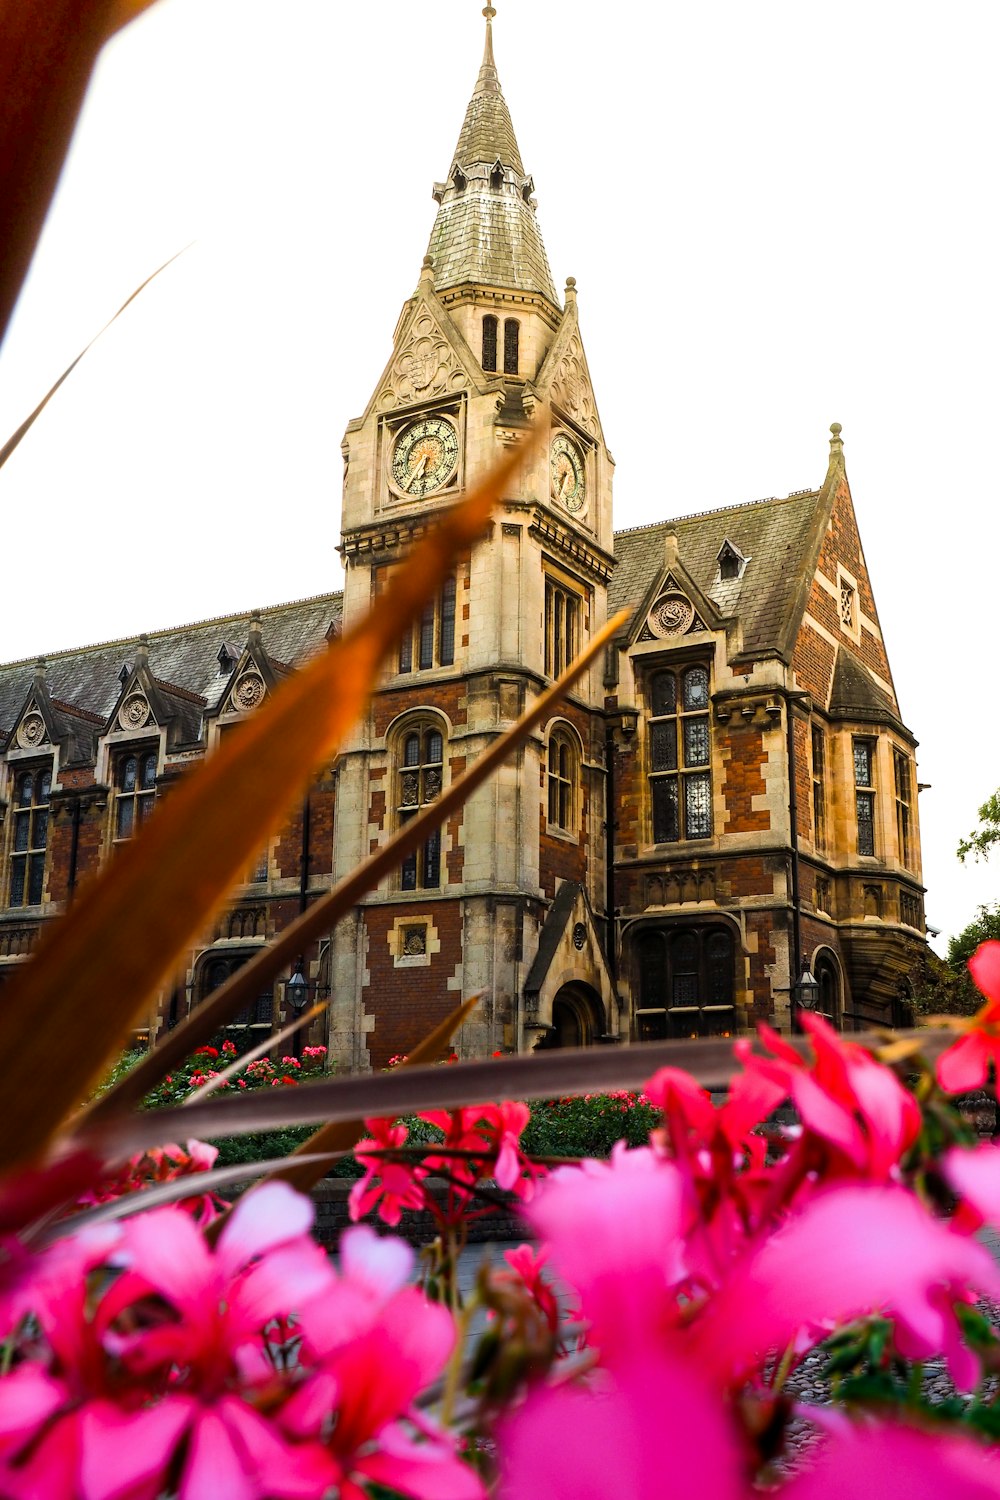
0, 593, 343, 753
425, 14, 558, 303
610, 488, 823, 660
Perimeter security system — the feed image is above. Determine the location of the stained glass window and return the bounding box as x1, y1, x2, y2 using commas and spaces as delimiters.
647, 665, 712, 843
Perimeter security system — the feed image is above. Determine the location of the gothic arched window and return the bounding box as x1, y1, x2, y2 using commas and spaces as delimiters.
634, 925, 735, 1039
648, 664, 712, 843
397, 722, 445, 890
503, 318, 519, 375
546, 730, 577, 834
8, 766, 51, 907
482, 314, 498, 373
114, 750, 157, 841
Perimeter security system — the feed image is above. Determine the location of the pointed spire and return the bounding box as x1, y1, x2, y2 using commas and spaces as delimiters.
479, 4, 499, 93
425, 6, 558, 304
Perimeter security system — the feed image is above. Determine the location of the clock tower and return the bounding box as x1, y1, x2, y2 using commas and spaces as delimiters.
330, 6, 619, 1066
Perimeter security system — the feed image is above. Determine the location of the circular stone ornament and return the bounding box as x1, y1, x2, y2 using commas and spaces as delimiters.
233, 673, 266, 711
648, 592, 695, 638
16, 713, 46, 749
119, 696, 150, 730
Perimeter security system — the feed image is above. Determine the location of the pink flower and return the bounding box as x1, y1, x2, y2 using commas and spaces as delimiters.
937, 942, 1000, 1092
943, 1141, 1000, 1232
695, 1183, 1000, 1388
284, 1227, 483, 1500
350, 1118, 428, 1227
526, 1145, 691, 1361
497, 1351, 746, 1500
491, 1244, 559, 1335
782, 1421, 1000, 1500
104, 1182, 334, 1387
732, 1013, 920, 1179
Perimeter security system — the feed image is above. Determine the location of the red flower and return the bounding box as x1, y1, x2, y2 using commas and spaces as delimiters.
936, 941, 1000, 1092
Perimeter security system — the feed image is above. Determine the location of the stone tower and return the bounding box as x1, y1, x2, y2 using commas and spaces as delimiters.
330, 7, 618, 1066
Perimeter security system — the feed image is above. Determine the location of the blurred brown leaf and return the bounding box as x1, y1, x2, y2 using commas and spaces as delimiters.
0, 1, 160, 347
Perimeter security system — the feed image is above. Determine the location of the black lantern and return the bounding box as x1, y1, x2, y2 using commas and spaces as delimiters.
793, 960, 820, 1012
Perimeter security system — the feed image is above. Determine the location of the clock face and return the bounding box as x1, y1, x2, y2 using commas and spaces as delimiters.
391, 415, 460, 498
550, 433, 586, 513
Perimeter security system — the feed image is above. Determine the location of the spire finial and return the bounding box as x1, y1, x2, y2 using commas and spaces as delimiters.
827, 421, 845, 472
478, 2, 498, 89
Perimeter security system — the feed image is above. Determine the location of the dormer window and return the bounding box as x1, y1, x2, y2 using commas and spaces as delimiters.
451, 163, 467, 192
118, 664, 130, 688
717, 540, 746, 582
490, 158, 504, 191
521, 175, 535, 203
217, 643, 237, 675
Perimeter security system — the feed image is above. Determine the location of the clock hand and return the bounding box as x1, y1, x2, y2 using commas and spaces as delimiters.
408, 452, 430, 491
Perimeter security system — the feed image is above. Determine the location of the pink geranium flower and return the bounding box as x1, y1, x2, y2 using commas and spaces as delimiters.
782, 1421, 1000, 1500
733, 1012, 920, 1179
696, 1183, 1000, 1389
349, 1118, 429, 1227
937, 941, 1000, 1092
498, 1350, 747, 1500
105, 1182, 334, 1386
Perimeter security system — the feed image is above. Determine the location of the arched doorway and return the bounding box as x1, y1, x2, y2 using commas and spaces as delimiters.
548, 983, 606, 1047
812, 948, 843, 1029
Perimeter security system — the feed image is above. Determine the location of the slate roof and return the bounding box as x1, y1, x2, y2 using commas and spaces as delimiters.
523, 880, 582, 995
426, 18, 558, 304
829, 646, 899, 719
0, 593, 343, 754
610, 490, 824, 660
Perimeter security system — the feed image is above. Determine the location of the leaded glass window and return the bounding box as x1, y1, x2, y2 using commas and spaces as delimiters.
399, 575, 457, 673
398, 725, 444, 890
482, 314, 498, 373
114, 750, 157, 841
811, 725, 826, 849
894, 748, 912, 868
544, 577, 582, 677
547, 732, 575, 832
8, 766, 51, 908
503, 318, 519, 375
853, 737, 877, 857
648, 665, 712, 843
203, 954, 273, 1028
634, 926, 735, 1039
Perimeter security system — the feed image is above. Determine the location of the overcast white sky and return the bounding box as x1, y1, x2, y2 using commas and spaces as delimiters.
0, 0, 997, 954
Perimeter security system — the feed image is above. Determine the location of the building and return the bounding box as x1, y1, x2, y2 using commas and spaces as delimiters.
0, 13, 927, 1063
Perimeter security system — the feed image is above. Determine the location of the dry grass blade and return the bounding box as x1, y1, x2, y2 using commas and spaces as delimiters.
0, 251, 188, 471
83, 599, 620, 1124
263, 993, 483, 1198
0, 438, 533, 1176
74, 1028, 950, 1160
0, 2, 159, 347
